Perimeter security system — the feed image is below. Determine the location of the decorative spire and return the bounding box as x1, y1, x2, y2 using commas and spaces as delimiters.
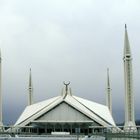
124, 24, 131, 57
63, 81, 70, 99
28, 68, 33, 105
123, 25, 136, 130
29, 68, 32, 88
125, 24, 127, 29
107, 68, 110, 88
106, 68, 112, 114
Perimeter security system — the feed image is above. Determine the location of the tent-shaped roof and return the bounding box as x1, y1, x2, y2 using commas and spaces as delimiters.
15, 87, 116, 127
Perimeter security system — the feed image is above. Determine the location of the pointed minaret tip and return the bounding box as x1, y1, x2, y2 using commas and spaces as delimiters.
125, 24, 127, 29
124, 24, 131, 56
28, 68, 33, 105
107, 68, 109, 73
29, 68, 32, 87
106, 68, 112, 114
107, 68, 110, 87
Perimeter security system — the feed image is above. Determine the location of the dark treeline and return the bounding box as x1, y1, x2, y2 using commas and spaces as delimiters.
117, 120, 140, 126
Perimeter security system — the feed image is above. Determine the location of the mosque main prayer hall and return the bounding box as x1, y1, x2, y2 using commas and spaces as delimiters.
0, 25, 137, 134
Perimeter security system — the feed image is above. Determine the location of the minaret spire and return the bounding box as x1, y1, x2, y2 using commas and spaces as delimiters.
125, 24, 127, 29
123, 24, 136, 130
124, 24, 131, 56
0, 49, 2, 125
28, 68, 33, 105
106, 68, 112, 114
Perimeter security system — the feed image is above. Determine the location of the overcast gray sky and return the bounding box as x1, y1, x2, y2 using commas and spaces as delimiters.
0, 0, 140, 125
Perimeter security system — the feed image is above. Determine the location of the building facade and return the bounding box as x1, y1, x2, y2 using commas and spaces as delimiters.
14, 84, 115, 134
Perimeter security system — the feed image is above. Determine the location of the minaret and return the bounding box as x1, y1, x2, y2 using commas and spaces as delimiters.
0, 49, 2, 125
123, 24, 136, 129
106, 68, 112, 114
28, 68, 33, 105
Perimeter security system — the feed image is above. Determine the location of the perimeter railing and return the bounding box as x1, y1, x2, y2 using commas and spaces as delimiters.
0, 125, 140, 138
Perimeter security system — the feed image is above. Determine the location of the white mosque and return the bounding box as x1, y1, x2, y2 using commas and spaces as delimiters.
0, 25, 137, 134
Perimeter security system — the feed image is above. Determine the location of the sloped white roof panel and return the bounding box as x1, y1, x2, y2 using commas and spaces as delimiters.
64, 96, 108, 126
73, 96, 116, 126
15, 95, 116, 127
15, 96, 61, 125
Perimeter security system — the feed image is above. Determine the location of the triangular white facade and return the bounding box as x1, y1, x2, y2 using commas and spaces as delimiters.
36, 102, 93, 123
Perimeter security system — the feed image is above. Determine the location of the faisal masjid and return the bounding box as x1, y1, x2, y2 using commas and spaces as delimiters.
0, 25, 137, 134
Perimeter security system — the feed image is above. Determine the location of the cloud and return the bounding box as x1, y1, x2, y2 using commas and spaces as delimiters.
0, 0, 140, 124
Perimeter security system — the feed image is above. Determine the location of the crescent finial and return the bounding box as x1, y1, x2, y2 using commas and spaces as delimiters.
63, 81, 70, 86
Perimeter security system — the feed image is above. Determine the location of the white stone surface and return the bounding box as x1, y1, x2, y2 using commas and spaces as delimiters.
28, 68, 33, 106
15, 92, 116, 127
123, 25, 136, 128
106, 68, 112, 114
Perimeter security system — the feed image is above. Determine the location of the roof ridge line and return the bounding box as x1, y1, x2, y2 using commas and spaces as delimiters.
65, 96, 105, 126
73, 96, 112, 126
17, 96, 62, 125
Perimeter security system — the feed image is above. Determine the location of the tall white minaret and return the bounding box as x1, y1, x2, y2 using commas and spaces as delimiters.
106, 68, 112, 114
123, 24, 136, 129
28, 68, 33, 105
0, 49, 2, 125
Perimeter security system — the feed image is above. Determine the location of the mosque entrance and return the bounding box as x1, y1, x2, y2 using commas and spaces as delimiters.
20, 122, 94, 135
